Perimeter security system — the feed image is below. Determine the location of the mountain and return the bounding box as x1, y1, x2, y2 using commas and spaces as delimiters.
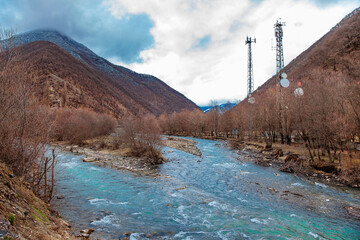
234, 7, 360, 108
6, 30, 199, 117
200, 102, 236, 113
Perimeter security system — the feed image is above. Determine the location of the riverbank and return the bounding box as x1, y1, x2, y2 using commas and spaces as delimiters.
166, 134, 359, 188
0, 163, 76, 240
226, 139, 360, 189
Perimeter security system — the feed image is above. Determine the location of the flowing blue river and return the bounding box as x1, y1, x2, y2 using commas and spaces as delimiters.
52, 138, 360, 239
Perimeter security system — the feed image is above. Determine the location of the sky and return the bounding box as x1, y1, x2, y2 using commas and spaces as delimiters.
0, 0, 359, 106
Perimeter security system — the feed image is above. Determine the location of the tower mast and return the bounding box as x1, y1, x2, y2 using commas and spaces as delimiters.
245, 36, 256, 97
274, 19, 287, 144
274, 19, 285, 74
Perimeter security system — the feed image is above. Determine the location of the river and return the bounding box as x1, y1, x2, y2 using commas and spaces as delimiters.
52, 137, 360, 239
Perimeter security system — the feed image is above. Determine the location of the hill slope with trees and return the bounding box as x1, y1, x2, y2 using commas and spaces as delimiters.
7, 30, 199, 117
232, 7, 360, 147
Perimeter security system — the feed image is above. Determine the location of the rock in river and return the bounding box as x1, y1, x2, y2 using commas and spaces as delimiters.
83, 157, 97, 162
344, 206, 360, 220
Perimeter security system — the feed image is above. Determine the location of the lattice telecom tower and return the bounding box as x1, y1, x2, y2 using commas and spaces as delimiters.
274, 19, 285, 73
245, 36, 256, 97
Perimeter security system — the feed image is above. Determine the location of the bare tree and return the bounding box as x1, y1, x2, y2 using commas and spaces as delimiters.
0, 27, 59, 202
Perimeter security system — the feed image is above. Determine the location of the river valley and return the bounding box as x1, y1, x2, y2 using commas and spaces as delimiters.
52, 137, 360, 239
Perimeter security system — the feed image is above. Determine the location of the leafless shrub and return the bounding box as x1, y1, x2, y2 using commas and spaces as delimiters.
52, 108, 117, 144
32, 148, 57, 203
119, 115, 164, 164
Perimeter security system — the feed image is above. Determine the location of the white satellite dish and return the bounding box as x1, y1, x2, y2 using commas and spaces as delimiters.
248, 97, 255, 104
294, 88, 304, 97
280, 72, 287, 79
280, 78, 290, 88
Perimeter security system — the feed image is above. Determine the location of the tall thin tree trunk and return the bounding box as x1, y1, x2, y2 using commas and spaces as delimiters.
32, 162, 36, 195
44, 157, 48, 202
49, 149, 56, 203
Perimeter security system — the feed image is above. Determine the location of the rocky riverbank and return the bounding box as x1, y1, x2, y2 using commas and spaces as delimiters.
54, 136, 201, 176
229, 141, 360, 189
162, 136, 202, 156
64, 145, 159, 175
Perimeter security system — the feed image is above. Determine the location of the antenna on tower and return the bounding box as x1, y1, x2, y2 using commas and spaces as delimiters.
245, 36, 256, 97
274, 19, 286, 74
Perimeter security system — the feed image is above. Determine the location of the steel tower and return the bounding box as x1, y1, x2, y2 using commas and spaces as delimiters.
245, 36, 256, 97
274, 20, 285, 73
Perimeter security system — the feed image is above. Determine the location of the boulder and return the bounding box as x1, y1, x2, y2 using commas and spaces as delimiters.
344, 206, 360, 220
56, 194, 65, 199
254, 157, 271, 167
83, 157, 96, 162
79, 229, 95, 238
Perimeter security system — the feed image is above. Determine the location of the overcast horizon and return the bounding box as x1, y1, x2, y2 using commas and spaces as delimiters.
1, 0, 359, 106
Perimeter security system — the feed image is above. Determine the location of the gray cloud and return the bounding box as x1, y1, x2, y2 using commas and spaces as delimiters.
0, 0, 154, 63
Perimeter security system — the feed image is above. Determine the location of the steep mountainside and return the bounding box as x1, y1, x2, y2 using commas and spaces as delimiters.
8, 30, 199, 116
236, 7, 360, 108
5, 41, 137, 116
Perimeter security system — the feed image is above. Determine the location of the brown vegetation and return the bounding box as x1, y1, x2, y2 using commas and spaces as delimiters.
52, 107, 117, 144
0, 29, 54, 200
118, 116, 165, 165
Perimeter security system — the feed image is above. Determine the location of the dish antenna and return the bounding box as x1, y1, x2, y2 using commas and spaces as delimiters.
280, 78, 289, 88
248, 96, 255, 104
294, 88, 304, 97
280, 72, 287, 79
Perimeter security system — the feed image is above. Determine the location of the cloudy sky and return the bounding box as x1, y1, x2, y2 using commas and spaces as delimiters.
1, 0, 359, 105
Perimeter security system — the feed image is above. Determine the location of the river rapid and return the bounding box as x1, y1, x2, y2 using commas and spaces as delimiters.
52, 137, 360, 239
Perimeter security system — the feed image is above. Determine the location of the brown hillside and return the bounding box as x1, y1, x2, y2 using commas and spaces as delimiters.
2, 39, 199, 117
9, 41, 137, 117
